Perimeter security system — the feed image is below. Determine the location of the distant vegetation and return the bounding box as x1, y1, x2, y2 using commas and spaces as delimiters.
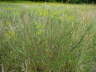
0, 0, 96, 3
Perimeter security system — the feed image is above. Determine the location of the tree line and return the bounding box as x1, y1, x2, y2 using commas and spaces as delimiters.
32, 0, 96, 3
0, 0, 96, 3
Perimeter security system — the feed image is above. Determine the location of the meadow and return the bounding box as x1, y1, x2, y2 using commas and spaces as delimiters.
0, 2, 96, 72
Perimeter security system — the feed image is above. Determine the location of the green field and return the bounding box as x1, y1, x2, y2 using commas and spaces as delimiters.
0, 3, 96, 72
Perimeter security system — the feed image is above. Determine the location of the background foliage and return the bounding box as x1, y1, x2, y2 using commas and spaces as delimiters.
0, 0, 96, 3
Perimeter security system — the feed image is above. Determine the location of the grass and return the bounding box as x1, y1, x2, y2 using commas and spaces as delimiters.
0, 2, 96, 72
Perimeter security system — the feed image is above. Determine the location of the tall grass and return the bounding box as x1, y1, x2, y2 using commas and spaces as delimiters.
0, 3, 96, 72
